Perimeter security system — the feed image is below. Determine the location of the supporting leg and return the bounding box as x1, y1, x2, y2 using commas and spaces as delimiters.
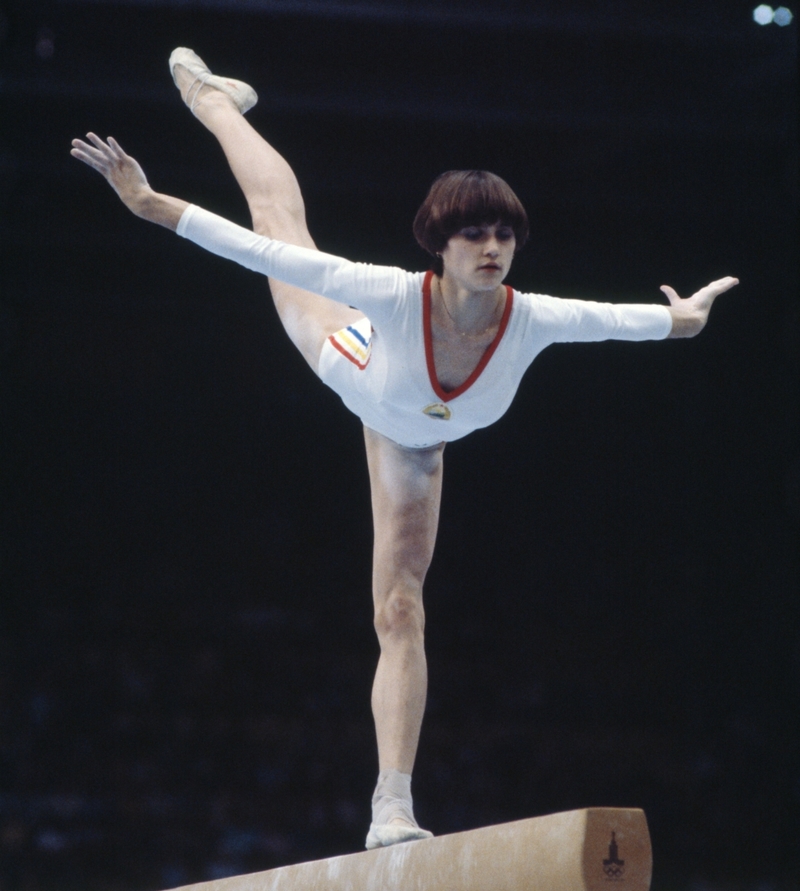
363, 426, 444, 847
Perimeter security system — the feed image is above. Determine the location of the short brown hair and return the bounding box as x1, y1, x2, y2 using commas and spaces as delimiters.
413, 170, 529, 274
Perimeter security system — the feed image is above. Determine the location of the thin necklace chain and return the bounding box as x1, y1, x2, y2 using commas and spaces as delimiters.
436, 277, 501, 337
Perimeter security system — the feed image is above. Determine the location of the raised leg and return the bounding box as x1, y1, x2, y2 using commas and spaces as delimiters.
363, 426, 444, 845
171, 57, 361, 372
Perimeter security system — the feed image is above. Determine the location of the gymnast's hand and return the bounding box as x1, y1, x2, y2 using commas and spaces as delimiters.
70, 133, 188, 231
71, 133, 152, 207
661, 276, 739, 338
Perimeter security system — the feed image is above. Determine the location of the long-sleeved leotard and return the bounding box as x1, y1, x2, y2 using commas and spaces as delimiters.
177, 204, 673, 448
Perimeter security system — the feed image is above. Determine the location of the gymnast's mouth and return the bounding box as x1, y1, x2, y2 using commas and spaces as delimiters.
479, 262, 501, 270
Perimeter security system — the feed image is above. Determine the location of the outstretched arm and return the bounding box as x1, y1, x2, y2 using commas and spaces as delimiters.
71, 134, 407, 319
662, 277, 738, 338
71, 133, 188, 230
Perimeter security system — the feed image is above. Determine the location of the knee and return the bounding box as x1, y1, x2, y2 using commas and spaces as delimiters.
250, 201, 308, 243
374, 585, 425, 643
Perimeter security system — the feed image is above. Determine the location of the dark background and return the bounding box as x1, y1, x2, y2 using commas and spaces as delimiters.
1, 1, 797, 889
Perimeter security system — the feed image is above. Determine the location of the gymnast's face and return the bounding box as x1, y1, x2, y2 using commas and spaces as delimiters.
440, 222, 516, 293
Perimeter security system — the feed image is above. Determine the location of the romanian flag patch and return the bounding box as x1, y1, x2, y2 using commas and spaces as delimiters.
328, 323, 372, 370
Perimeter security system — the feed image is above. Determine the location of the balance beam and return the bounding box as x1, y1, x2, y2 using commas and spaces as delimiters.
167, 807, 651, 891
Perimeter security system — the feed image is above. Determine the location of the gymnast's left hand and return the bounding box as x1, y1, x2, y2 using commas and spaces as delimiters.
661, 276, 739, 338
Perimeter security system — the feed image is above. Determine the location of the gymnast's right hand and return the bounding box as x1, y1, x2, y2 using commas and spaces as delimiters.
71, 133, 153, 210
70, 133, 188, 230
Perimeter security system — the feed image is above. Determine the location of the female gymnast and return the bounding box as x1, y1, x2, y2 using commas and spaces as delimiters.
71, 48, 738, 850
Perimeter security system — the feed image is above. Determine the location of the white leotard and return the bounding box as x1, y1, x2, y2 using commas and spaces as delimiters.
177, 205, 673, 448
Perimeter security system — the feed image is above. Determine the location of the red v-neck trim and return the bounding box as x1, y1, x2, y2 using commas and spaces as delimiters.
422, 269, 514, 403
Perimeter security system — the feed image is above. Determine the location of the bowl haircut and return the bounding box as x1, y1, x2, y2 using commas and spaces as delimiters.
413, 170, 530, 275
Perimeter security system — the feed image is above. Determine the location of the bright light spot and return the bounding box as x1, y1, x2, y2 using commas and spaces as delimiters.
773, 6, 794, 24
753, 4, 775, 24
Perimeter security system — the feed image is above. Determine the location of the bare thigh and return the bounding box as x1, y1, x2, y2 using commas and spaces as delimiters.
253, 209, 363, 375
364, 426, 445, 610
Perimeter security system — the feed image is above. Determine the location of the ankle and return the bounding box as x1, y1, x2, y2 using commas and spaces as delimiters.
174, 66, 235, 114
191, 89, 239, 121
371, 769, 418, 828
194, 84, 241, 114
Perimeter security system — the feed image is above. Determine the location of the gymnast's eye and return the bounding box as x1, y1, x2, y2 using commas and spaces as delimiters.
496, 226, 514, 241
461, 227, 483, 240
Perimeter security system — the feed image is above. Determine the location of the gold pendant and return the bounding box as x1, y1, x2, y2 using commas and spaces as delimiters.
422, 403, 452, 420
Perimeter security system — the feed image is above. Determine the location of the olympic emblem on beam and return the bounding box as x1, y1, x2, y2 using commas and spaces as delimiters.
602, 830, 626, 880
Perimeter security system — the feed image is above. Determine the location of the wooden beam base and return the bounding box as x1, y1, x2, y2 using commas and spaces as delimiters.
167, 807, 651, 891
